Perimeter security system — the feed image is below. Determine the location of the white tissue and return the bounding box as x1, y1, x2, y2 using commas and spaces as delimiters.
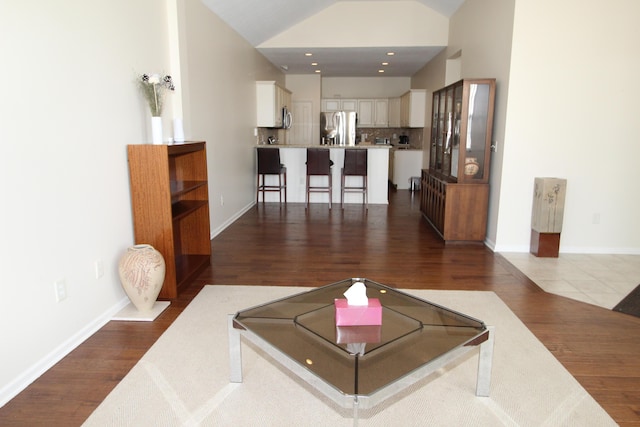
346, 342, 366, 356
343, 281, 368, 306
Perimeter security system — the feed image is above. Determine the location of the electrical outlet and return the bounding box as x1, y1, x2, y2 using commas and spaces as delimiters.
593, 213, 600, 224
55, 279, 67, 302
94, 260, 104, 279
220, 195, 224, 206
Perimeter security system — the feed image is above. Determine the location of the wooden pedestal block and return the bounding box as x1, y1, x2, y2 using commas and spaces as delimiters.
530, 230, 560, 257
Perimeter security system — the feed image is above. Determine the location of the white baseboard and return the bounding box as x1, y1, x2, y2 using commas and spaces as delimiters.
0, 297, 130, 408
1, 202, 256, 408
210, 201, 255, 239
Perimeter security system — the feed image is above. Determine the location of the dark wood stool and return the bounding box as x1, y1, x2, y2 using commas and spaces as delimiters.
306, 148, 333, 209
341, 149, 367, 209
256, 148, 286, 203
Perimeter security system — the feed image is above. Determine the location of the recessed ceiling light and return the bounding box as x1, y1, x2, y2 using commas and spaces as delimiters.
387, 52, 395, 56
311, 62, 318, 66
378, 69, 385, 73
382, 62, 389, 66
305, 53, 313, 56
315, 70, 321, 73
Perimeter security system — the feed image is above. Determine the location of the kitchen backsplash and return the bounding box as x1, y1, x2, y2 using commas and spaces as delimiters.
358, 127, 423, 149
257, 126, 423, 148
257, 128, 288, 145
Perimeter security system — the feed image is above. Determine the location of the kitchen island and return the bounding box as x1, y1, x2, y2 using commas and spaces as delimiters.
256, 144, 391, 204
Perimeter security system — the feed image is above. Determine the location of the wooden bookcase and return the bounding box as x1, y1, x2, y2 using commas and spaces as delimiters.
126, 142, 210, 299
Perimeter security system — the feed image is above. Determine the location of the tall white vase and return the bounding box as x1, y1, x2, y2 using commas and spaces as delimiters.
151, 116, 163, 145
118, 244, 166, 313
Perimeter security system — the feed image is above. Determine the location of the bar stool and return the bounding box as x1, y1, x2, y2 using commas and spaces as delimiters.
341, 149, 367, 209
256, 148, 286, 203
306, 148, 333, 209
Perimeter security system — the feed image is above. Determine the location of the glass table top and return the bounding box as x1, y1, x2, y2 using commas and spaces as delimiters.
233, 278, 487, 398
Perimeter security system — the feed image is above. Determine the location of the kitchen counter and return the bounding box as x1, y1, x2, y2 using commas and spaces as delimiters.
256, 145, 390, 204
257, 143, 392, 149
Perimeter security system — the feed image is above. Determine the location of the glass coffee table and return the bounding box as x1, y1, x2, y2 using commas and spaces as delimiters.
228, 278, 494, 420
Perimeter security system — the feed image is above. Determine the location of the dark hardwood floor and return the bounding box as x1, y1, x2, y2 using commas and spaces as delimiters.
1, 190, 639, 426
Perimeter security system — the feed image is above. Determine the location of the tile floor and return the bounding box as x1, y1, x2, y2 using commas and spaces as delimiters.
500, 253, 640, 310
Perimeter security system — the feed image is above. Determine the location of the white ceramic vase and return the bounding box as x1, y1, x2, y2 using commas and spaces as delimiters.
118, 244, 166, 313
151, 116, 163, 145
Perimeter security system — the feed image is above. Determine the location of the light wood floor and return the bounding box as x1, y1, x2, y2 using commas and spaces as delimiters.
1, 190, 639, 426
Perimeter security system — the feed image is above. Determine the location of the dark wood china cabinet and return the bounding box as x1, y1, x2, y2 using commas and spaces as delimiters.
421, 79, 496, 242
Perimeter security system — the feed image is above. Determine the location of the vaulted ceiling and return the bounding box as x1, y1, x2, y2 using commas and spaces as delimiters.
202, 0, 466, 77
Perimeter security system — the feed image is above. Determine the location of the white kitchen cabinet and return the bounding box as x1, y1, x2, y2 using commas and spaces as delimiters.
374, 99, 388, 127
357, 99, 375, 127
322, 98, 357, 112
388, 97, 401, 127
322, 99, 340, 112
322, 98, 389, 127
256, 81, 291, 128
400, 89, 427, 128
356, 98, 388, 127
341, 99, 357, 111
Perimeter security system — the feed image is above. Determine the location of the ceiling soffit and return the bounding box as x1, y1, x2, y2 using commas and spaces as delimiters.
258, 2, 449, 49
201, 0, 464, 77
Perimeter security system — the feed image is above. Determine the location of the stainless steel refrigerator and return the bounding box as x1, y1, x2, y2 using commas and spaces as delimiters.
320, 111, 357, 146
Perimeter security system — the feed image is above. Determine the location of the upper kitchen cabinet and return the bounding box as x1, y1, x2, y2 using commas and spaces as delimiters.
374, 99, 389, 127
388, 97, 401, 127
428, 79, 496, 184
256, 81, 291, 128
400, 89, 427, 128
357, 99, 389, 127
322, 98, 357, 112
322, 98, 388, 127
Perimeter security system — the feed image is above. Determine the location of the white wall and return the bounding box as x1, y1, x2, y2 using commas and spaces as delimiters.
0, 0, 172, 404
446, 0, 515, 250
0, 0, 284, 406
321, 77, 411, 98
177, 0, 282, 236
496, 0, 640, 253
412, 0, 515, 246
413, 0, 640, 255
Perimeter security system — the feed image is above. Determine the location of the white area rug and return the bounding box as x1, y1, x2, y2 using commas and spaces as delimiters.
84, 285, 615, 426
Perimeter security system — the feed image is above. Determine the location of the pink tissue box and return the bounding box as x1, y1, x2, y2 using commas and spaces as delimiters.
334, 298, 382, 326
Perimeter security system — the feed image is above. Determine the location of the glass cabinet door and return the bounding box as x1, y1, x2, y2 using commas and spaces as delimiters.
442, 87, 454, 175
462, 82, 492, 181
450, 83, 463, 178
428, 78, 495, 184
435, 91, 446, 171
429, 92, 439, 171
